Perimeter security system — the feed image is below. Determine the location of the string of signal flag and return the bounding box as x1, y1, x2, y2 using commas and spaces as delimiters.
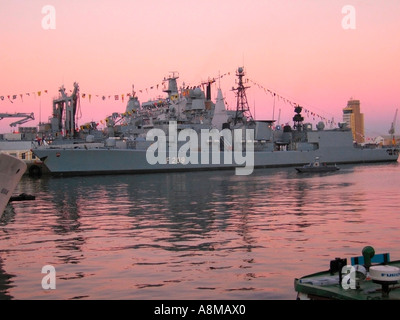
0, 91, 48, 103
0, 70, 335, 126
246, 78, 337, 127
0, 72, 231, 105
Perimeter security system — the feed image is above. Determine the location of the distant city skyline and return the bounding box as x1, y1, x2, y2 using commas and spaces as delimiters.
1, 0, 399, 137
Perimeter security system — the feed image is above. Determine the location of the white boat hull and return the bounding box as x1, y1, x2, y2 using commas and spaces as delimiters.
0, 153, 27, 215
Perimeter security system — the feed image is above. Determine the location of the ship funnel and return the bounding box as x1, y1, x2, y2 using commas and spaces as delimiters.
163, 72, 179, 98
168, 78, 178, 94
206, 82, 211, 101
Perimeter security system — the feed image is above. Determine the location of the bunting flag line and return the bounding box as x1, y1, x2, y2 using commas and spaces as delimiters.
0, 90, 49, 104
1, 71, 338, 129
247, 78, 337, 127
0, 71, 333, 128
0, 71, 235, 108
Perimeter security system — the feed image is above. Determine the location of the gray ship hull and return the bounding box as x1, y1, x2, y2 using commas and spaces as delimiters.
33, 144, 399, 176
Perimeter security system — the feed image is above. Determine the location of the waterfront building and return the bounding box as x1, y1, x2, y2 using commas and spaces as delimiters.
343, 99, 365, 144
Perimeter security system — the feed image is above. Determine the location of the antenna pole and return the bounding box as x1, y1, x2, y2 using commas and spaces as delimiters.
272, 93, 276, 120
232, 67, 253, 125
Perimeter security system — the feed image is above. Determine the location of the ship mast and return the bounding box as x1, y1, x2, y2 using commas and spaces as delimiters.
232, 67, 253, 125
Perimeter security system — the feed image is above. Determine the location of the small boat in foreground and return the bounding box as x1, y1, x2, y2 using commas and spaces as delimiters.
0, 152, 27, 216
295, 157, 340, 173
294, 246, 400, 300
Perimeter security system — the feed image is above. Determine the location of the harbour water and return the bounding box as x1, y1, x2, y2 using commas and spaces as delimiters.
1, 161, 399, 300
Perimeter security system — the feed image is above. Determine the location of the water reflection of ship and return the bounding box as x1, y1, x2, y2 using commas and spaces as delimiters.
0, 256, 15, 300
24, 172, 257, 246
35, 177, 85, 265
34, 167, 366, 236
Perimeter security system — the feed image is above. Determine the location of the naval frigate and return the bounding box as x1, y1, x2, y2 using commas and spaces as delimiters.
33, 68, 400, 176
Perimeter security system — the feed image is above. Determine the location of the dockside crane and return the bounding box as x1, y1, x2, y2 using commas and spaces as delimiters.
389, 108, 398, 145
0, 112, 35, 127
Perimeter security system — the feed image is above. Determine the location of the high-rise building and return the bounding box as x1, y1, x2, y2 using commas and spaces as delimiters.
343, 99, 365, 144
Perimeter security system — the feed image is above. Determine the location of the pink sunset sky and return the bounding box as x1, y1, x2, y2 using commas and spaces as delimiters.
1, 0, 399, 138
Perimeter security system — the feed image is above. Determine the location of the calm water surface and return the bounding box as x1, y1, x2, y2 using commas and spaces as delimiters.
1, 162, 399, 300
